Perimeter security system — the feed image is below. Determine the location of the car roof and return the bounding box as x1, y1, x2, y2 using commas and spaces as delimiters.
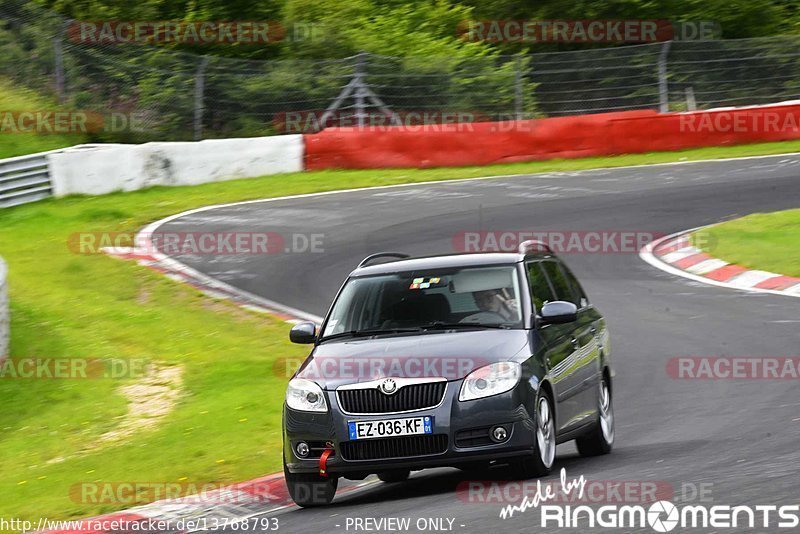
350, 251, 554, 277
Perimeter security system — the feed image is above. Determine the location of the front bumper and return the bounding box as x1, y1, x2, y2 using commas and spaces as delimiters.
283, 379, 537, 476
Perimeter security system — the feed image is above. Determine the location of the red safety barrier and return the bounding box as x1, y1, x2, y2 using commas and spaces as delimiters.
303, 104, 800, 170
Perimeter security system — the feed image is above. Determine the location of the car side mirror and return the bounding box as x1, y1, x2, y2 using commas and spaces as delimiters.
289, 322, 317, 344
539, 301, 578, 325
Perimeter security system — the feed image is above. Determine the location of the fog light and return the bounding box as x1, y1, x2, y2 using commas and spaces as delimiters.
296, 441, 310, 458
491, 425, 508, 443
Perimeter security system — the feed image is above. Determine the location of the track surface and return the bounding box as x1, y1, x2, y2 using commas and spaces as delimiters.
160, 155, 800, 533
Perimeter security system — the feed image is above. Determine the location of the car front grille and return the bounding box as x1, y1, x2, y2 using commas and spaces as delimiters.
340, 434, 448, 461
337, 381, 446, 414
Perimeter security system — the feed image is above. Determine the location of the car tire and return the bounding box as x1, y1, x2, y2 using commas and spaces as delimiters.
515, 389, 556, 478
284, 463, 338, 507
377, 470, 411, 483
576, 376, 614, 456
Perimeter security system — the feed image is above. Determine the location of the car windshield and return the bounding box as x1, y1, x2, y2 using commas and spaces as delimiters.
322, 265, 523, 338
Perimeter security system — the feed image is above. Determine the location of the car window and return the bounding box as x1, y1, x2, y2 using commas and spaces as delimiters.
527, 262, 556, 313
559, 262, 590, 308
541, 261, 574, 303
322, 265, 524, 336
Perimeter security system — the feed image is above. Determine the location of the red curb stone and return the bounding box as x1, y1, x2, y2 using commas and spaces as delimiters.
754, 275, 800, 290
673, 252, 712, 269
703, 264, 748, 282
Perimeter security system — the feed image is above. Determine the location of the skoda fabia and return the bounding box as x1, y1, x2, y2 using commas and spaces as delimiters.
282, 241, 614, 506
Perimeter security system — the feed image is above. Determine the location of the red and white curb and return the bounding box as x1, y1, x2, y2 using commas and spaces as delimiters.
43, 473, 287, 534
43, 473, 379, 534
99, 242, 323, 325
640, 227, 800, 298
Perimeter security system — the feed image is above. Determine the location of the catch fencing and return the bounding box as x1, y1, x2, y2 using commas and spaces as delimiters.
3, 3, 800, 141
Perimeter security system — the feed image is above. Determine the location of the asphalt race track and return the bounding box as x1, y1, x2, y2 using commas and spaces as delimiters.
158, 155, 800, 533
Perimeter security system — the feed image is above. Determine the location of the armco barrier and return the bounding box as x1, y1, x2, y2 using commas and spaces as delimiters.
0, 256, 8, 364
0, 150, 57, 208
48, 135, 304, 196
6, 103, 800, 201
303, 105, 800, 170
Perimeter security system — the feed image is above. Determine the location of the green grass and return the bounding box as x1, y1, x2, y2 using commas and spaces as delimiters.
3, 138, 800, 525
696, 209, 800, 277
0, 79, 88, 159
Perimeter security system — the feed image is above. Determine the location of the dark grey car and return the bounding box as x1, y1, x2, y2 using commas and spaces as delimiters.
282, 241, 614, 506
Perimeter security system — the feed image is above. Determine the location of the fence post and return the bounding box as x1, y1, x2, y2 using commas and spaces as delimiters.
685, 87, 697, 111
193, 56, 209, 141
658, 41, 672, 113
319, 52, 399, 130
354, 52, 368, 129
514, 56, 524, 121
53, 20, 69, 104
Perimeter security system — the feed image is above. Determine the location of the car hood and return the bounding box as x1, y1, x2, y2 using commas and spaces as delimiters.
296, 329, 530, 390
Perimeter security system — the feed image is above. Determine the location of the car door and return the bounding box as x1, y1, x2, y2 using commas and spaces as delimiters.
543, 260, 603, 428
526, 261, 583, 433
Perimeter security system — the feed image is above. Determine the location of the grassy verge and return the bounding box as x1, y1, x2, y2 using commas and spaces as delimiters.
0, 79, 88, 159
3, 140, 800, 524
697, 209, 800, 277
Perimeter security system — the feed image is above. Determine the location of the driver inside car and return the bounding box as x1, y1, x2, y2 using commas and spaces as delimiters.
470, 288, 519, 322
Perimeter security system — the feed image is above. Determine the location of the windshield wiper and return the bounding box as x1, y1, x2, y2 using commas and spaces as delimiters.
320, 328, 422, 342
419, 322, 510, 330
320, 323, 510, 342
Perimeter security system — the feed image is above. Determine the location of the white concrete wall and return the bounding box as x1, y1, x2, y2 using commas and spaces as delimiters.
48, 135, 304, 197
0, 256, 8, 364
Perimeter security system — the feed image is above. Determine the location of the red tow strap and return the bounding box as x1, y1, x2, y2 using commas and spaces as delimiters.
319, 448, 333, 477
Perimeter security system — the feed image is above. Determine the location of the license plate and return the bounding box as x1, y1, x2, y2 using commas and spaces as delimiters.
348, 416, 433, 440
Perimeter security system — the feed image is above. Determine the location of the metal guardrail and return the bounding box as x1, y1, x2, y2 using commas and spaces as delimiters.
0, 151, 57, 209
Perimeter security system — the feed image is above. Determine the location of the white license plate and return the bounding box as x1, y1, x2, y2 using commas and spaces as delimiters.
348, 416, 433, 440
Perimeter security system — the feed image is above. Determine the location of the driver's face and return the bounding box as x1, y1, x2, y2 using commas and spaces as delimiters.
474, 290, 501, 311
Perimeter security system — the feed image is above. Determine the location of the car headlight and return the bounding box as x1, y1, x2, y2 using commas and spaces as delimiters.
459, 362, 521, 401
286, 378, 327, 412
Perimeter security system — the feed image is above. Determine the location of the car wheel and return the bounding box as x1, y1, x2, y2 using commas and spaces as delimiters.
284, 462, 338, 507
576, 376, 614, 456
377, 469, 410, 483
515, 389, 556, 478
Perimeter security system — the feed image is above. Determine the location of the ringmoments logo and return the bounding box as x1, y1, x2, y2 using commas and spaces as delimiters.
498, 469, 799, 531
537, 502, 800, 531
